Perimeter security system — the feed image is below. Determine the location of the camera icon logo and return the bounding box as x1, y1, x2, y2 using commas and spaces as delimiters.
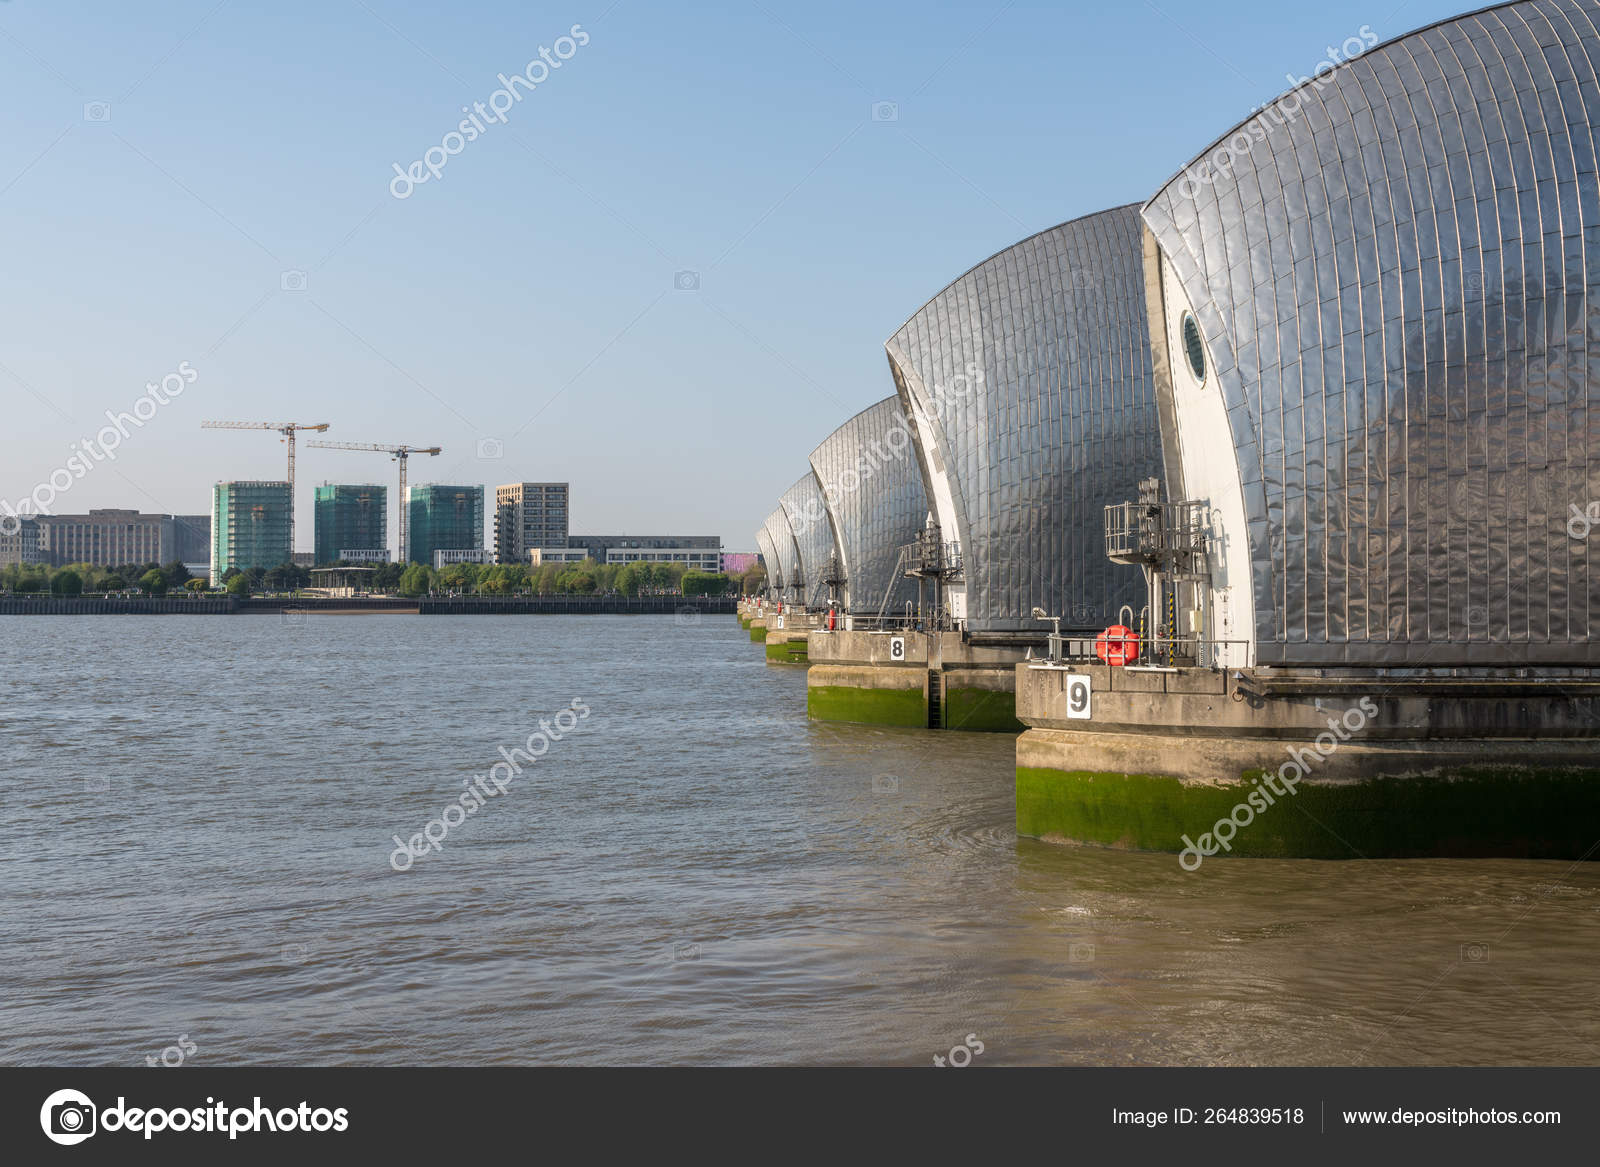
1460, 942, 1490, 963
83, 102, 111, 123
872, 101, 899, 122
674, 270, 700, 291
476, 437, 504, 461
871, 774, 900, 794
83, 776, 110, 794
281, 942, 310, 964
281, 609, 306, 628
280, 270, 308, 292
40, 1088, 97, 1145
673, 942, 701, 961
1068, 942, 1096, 963
675, 605, 701, 627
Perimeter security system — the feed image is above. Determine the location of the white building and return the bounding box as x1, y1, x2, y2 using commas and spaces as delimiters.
602, 547, 720, 571
434, 548, 495, 569
0, 516, 46, 567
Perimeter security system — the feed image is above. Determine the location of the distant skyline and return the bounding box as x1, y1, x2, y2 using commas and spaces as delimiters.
0, 0, 1451, 550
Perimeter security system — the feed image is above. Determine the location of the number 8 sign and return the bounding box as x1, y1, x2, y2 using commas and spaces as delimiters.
889, 636, 906, 661
1065, 673, 1091, 719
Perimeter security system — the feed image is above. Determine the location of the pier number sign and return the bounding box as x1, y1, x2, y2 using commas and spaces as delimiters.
775, 615, 785, 629
889, 636, 906, 661
1064, 673, 1092, 719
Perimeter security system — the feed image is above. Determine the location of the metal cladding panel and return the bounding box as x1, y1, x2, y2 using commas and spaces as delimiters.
754, 526, 781, 598
780, 472, 836, 609
761, 507, 800, 596
809, 397, 928, 616
886, 205, 1162, 631
1143, 0, 1600, 666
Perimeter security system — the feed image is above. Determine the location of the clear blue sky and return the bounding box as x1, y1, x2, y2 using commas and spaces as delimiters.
0, 0, 1457, 552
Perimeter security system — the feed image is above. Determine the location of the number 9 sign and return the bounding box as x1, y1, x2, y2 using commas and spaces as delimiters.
1064, 673, 1091, 720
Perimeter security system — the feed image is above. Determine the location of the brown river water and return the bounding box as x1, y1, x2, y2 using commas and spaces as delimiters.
3, 614, 1596, 1065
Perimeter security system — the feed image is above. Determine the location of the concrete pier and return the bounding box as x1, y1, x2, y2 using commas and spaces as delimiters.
805, 628, 1028, 731
763, 611, 817, 664
1014, 662, 1600, 860
737, 598, 774, 644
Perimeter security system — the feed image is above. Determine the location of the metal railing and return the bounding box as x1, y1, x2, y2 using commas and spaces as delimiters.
1027, 633, 1254, 668
849, 600, 942, 633
1104, 500, 1208, 573
898, 537, 963, 579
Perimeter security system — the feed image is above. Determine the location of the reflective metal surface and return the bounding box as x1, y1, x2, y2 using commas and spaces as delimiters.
760, 507, 801, 602
1143, 0, 1600, 665
754, 525, 781, 599
807, 397, 928, 615
780, 472, 836, 610
886, 206, 1163, 631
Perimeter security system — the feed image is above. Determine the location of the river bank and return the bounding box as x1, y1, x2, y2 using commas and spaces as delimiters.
0, 595, 741, 616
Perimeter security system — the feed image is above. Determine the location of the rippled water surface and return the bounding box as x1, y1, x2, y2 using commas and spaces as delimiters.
3, 614, 1597, 1066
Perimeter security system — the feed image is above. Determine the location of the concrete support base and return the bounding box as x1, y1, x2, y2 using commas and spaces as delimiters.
765, 632, 810, 664
944, 668, 1025, 732
1017, 729, 1600, 861
807, 664, 928, 727
803, 630, 1029, 731
760, 613, 817, 664
1014, 662, 1600, 860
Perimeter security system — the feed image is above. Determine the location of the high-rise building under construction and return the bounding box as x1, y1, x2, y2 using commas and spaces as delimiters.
313, 483, 388, 565
408, 484, 484, 566
211, 481, 292, 585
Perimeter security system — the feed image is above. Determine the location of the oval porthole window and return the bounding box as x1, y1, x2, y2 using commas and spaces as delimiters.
1180, 312, 1207, 384
1184, 308, 1203, 382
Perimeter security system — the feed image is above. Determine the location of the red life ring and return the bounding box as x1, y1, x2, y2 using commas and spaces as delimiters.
1095, 625, 1140, 667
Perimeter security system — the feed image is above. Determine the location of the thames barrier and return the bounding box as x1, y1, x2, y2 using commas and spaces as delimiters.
741, 0, 1600, 861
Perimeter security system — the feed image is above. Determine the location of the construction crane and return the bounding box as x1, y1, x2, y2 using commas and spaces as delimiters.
305, 441, 442, 564
201, 420, 331, 552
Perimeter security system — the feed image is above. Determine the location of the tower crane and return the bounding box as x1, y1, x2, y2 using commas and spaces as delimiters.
200, 421, 331, 552
305, 441, 442, 565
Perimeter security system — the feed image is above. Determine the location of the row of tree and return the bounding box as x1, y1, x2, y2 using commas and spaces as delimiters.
385, 560, 720, 597
3, 558, 770, 598
1, 560, 197, 596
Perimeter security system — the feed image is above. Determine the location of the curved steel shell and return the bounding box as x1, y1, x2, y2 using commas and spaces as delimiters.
1143, 0, 1600, 665
760, 507, 801, 600
780, 472, 836, 609
886, 205, 1163, 631
808, 397, 928, 616
754, 525, 781, 598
